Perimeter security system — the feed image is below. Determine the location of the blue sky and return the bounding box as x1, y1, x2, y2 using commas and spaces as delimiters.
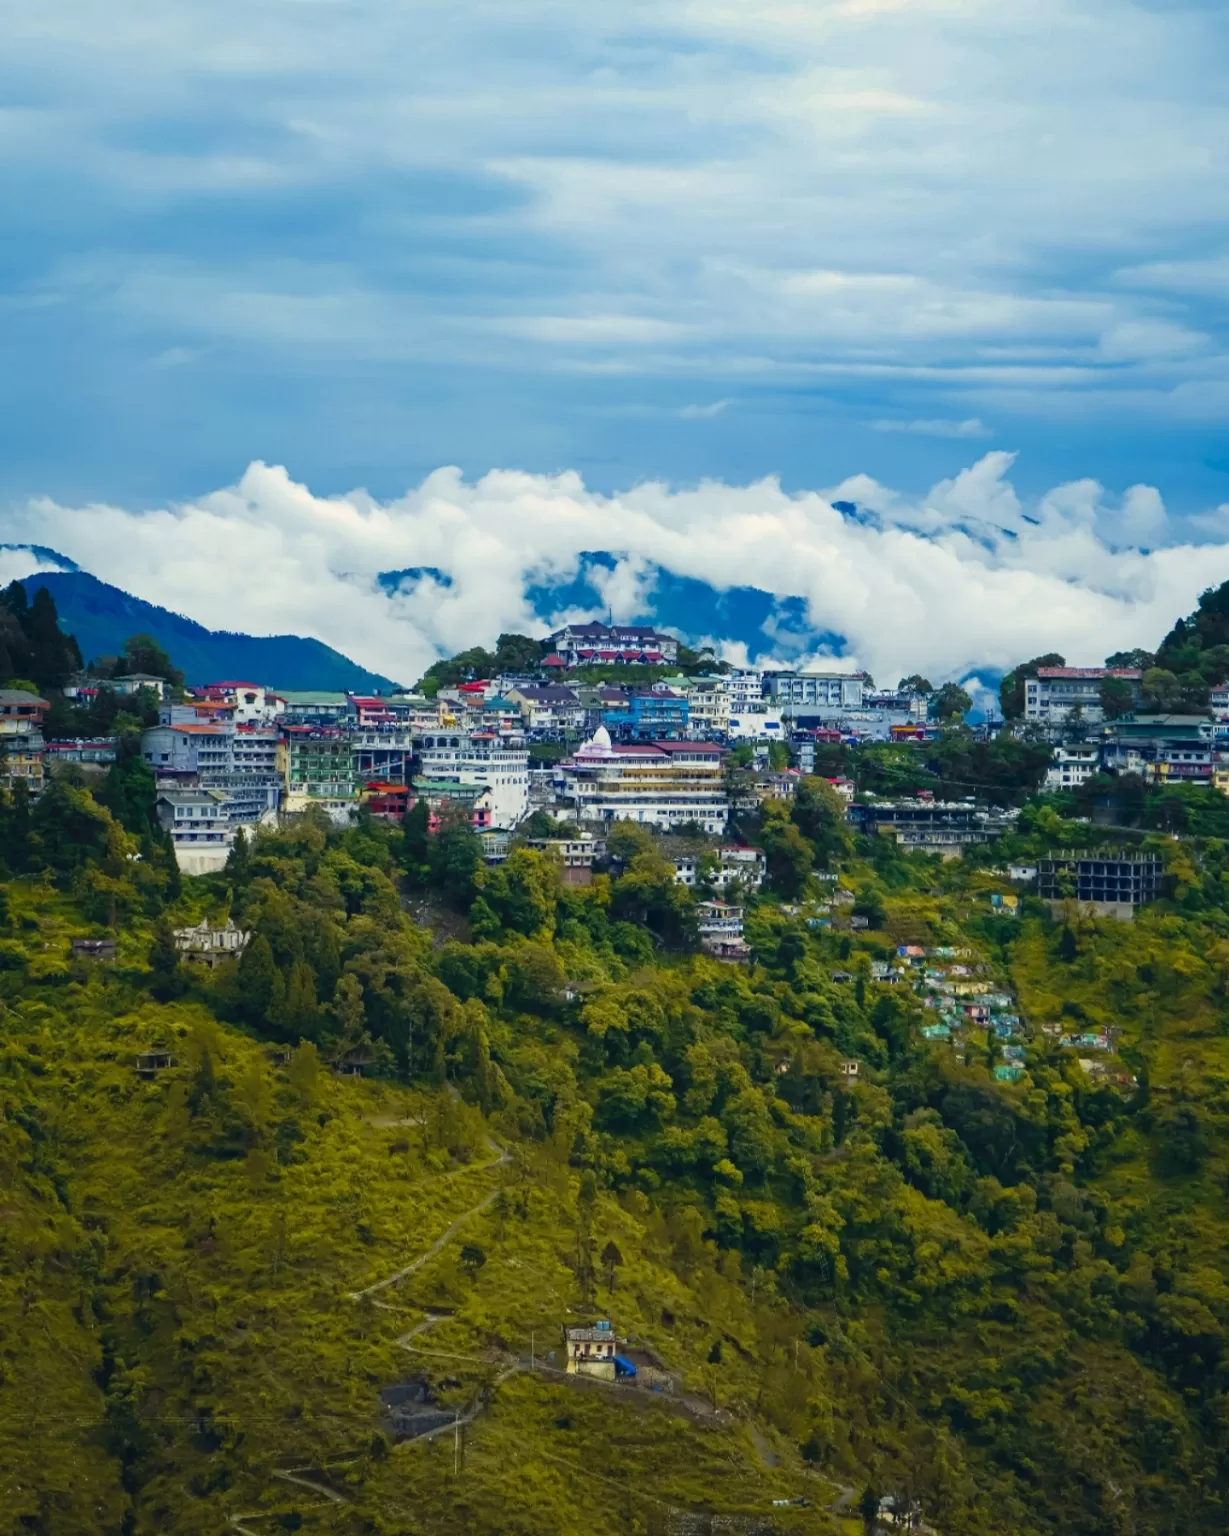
3, 0, 1229, 516
5, 1, 1229, 688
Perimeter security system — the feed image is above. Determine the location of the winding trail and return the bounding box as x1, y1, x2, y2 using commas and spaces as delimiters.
227, 1467, 350, 1532
349, 1138, 509, 1301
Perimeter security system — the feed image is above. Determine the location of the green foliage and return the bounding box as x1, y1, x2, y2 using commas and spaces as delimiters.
0, 580, 82, 693
999, 652, 1066, 720
1099, 673, 1136, 719
114, 631, 185, 688
931, 682, 973, 722
8, 738, 1229, 1536
759, 802, 814, 898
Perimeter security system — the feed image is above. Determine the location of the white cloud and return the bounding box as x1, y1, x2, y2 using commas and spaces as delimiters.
680, 399, 733, 420
870, 417, 989, 438
10, 454, 1229, 688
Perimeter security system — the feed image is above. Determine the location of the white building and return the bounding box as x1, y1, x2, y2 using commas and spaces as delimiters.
727, 708, 786, 741
416, 729, 530, 829
198, 682, 281, 723
726, 670, 764, 710
673, 846, 765, 892
1044, 744, 1101, 791
173, 919, 251, 969
548, 622, 678, 667
1024, 667, 1141, 725
556, 728, 729, 833
762, 671, 865, 712
113, 672, 172, 699
155, 788, 236, 874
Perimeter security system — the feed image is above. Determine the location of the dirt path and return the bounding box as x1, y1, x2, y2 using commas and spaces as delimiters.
227, 1466, 350, 1531
349, 1138, 508, 1301
270, 1467, 348, 1503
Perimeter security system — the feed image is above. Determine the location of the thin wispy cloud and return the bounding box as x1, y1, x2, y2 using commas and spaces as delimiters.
680, 400, 733, 420
870, 418, 990, 439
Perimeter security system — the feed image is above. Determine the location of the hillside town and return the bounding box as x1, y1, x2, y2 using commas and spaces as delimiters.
3, 623, 1227, 889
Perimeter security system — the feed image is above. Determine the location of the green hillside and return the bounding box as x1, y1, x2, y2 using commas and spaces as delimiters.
2, 777, 1229, 1534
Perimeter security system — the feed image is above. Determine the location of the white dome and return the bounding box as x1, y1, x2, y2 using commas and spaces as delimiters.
591, 725, 612, 750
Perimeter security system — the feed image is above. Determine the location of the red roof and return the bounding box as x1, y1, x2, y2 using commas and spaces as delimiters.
542, 654, 568, 667
458, 680, 489, 693
1037, 667, 1141, 680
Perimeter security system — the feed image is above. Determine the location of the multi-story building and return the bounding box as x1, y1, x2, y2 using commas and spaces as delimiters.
1037, 850, 1163, 909
506, 685, 587, 734
415, 729, 529, 828
141, 719, 281, 822
726, 708, 786, 741
548, 622, 678, 667
154, 788, 236, 874
0, 688, 49, 737
847, 799, 1016, 852
1024, 667, 1142, 725
726, 670, 764, 711
408, 778, 494, 830
197, 682, 281, 723
277, 691, 351, 725
792, 729, 846, 773
603, 687, 690, 740
696, 900, 750, 961
350, 728, 415, 786
672, 846, 765, 892
0, 731, 45, 796
556, 728, 729, 833
524, 832, 605, 885
762, 671, 865, 714
44, 738, 117, 767
1101, 716, 1214, 783
278, 728, 358, 820
479, 697, 526, 737
684, 676, 731, 738
142, 721, 232, 777
1044, 745, 1101, 791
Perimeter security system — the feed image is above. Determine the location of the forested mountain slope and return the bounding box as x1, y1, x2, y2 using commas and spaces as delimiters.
2, 783, 1228, 1534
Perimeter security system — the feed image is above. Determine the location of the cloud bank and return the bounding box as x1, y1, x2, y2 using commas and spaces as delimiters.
10, 455, 1229, 688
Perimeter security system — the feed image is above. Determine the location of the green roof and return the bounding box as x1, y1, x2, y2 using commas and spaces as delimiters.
413, 779, 490, 799
278, 691, 349, 705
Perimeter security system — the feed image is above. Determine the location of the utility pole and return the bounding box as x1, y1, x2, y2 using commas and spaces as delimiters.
530, 1330, 535, 1371
453, 1411, 460, 1476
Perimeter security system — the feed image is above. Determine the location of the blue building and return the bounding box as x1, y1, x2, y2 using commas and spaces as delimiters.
603, 687, 690, 740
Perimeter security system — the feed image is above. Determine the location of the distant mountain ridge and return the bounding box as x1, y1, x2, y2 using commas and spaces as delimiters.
14, 567, 400, 692
519, 549, 848, 662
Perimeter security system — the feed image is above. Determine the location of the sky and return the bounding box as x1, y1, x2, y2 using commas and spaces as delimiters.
4, 0, 1229, 679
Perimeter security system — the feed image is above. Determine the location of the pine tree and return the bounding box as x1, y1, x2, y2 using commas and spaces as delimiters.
225, 827, 251, 882
237, 933, 278, 1024
401, 799, 430, 880
26, 587, 80, 692
148, 916, 182, 1000
279, 961, 319, 1041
